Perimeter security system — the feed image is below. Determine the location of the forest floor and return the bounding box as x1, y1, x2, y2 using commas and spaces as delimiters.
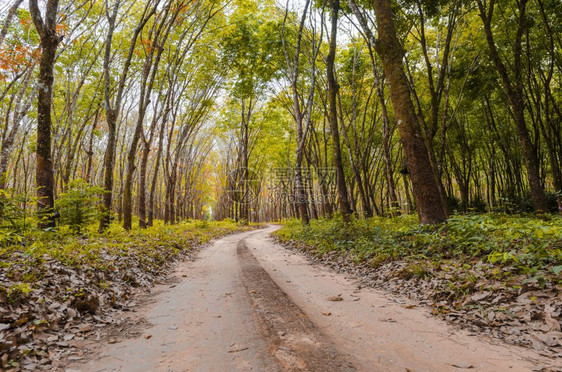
0, 220, 258, 370
64, 226, 559, 371
274, 215, 562, 362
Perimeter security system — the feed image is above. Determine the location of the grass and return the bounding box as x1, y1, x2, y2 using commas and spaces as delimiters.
274, 213, 562, 291
0, 219, 257, 298
0, 218, 259, 368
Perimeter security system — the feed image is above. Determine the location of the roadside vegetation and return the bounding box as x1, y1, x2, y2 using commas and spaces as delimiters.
0, 195, 257, 370
1, 0, 562, 368
275, 213, 562, 356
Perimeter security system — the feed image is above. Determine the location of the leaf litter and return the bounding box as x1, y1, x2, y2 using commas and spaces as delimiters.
0, 224, 257, 370
276, 238, 562, 365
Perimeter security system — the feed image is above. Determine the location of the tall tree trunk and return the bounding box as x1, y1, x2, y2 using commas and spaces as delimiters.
294, 150, 309, 224
348, 1, 399, 216
123, 119, 145, 230
99, 0, 155, 231
123, 35, 167, 229
239, 100, 250, 223
84, 110, 99, 183
148, 118, 166, 226
138, 139, 150, 228
99, 1, 120, 232
477, 0, 547, 213
100, 108, 117, 229
282, 0, 312, 225
326, 0, 352, 222
381, 105, 400, 216
30, 0, 60, 228
370, 0, 447, 224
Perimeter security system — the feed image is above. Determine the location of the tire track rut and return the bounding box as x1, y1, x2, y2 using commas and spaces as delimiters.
237, 238, 355, 372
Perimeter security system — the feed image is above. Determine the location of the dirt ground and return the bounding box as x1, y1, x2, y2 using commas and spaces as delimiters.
67, 226, 560, 371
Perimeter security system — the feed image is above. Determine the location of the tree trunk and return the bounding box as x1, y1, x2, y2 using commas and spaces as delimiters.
148, 119, 166, 226
30, 0, 60, 228
239, 100, 250, 223
371, 0, 447, 224
100, 108, 117, 230
99, 1, 120, 232
0, 0, 24, 49
138, 140, 150, 228
477, 0, 547, 213
327, 0, 352, 222
294, 150, 309, 224
123, 119, 144, 229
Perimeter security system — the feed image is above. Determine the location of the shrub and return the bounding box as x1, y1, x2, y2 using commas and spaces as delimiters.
274, 213, 562, 286
55, 179, 105, 234
0, 190, 35, 246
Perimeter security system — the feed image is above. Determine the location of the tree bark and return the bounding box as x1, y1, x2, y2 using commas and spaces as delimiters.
30, 0, 60, 228
148, 115, 167, 226
370, 0, 447, 224
326, 0, 352, 222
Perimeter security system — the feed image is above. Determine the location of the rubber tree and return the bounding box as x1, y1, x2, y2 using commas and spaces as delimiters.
476, 0, 547, 213
326, 0, 353, 222
29, 0, 61, 228
356, 0, 449, 224
281, 0, 321, 225
99, 0, 157, 231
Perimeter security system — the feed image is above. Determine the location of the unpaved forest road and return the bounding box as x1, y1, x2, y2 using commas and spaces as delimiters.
71, 226, 556, 372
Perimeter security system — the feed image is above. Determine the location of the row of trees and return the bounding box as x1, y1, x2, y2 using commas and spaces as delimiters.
214, 0, 562, 224
1, 0, 226, 230
1, 0, 561, 229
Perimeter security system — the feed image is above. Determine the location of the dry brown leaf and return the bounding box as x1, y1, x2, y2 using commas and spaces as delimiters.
450, 362, 474, 369
328, 294, 343, 302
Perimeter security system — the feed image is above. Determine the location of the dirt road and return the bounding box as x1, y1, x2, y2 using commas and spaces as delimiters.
71, 226, 554, 371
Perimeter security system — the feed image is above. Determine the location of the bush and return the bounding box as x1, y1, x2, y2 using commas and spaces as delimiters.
0, 190, 35, 246
274, 213, 562, 286
500, 192, 560, 214
55, 179, 105, 234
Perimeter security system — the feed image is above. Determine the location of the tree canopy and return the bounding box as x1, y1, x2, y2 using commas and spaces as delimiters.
0, 0, 561, 228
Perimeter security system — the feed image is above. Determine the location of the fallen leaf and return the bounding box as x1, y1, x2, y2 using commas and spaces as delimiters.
228, 347, 249, 353
451, 362, 474, 369
78, 324, 92, 332
63, 334, 75, 341
379, 318, 397, 323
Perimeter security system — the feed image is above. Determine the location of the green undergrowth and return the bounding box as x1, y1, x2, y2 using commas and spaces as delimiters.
0, 219, 257, 295
0, 219, 259, 367
274, 214, 562, 289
